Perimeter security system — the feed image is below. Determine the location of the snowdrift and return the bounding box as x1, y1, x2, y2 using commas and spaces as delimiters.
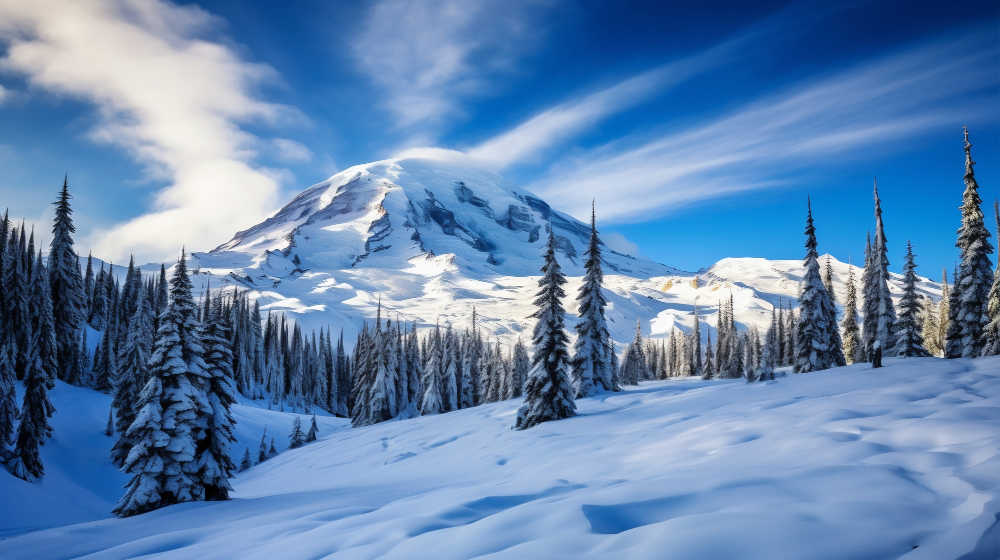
1, 356, 997, 559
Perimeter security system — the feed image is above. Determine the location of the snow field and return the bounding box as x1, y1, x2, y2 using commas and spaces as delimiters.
2, 356, 997, 559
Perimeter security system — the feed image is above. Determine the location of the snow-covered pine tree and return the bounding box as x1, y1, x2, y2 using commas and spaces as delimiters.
198, 293, 238, 501
288, 416, 305, 450
922, 297, 942, 357
775, 298, 785, 365
862, 182, 896, 360
842, 263, 862, 364
105, 408, 114, 437
238, 448, 252, 472
795, 199, 837, 373
350, 322, 375, 426
93, 301, 119, 393
8, 330, 55, 481
515, 230, 576, 430
945, 265, 963, 358
0, 348, 16, 457
29, 251, 58, 386
510, 337, 529, 398
571, 202, 611, 397
268, 437, 278, 458
3, 227, 28, 381
979, 200, 1000, 356
420, 325, 443, 416
702, 330, 714, 380
115, 249, 209, 517
306, 414, 319, 443
440, 325, 458, 412
607, 337, 621, 391
622, 320, 648, 384
691, 305, 702, 376
953, 129, 994, 357
393, 323, 409, 414
368, 310, 396, 424
892, 241, 930, 357
823, 256, 846, 367
757, 308, 777, 382
251, 302, 265, 400
460, 311, 479, 408
257, 428, 269, 463
405, 327, 421, 408
48, 177, 86, 380
111, 285, 152, 468
938, 268, 949, 356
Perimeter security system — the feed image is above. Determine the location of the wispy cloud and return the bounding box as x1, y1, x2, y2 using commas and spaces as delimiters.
353, 0, 551, 129
0, 0, 301, 262
525, 30, 999, 222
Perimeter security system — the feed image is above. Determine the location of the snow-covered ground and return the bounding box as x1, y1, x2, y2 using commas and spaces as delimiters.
2, 357, 997, 559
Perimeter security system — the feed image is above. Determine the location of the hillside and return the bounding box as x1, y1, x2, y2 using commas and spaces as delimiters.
0, 357, 996, 559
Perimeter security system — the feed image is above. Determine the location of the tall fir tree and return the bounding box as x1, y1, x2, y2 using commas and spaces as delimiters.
510, 337, 530, 398
515, 230, 576, 430
420, 325, 443, 416
795, 199, 838, 373
110, 285, 152, 468
8, 331, 55, 480
257, 428, 269, 463
862, 181, 896, 360
892, 242, 930, 357
945, 264, 964, 358
571, 202, 612, 397
198, 293, 238, 501
114, 250, 210, 517
288, 416, 305, 450
30, 251, 58, 386
938, 267, 950, 356
842, 263, 862, 364
979, 200, 1000, 356
823, 256, 846, 367
48, 176, 86, 380
953, 128, 994, 357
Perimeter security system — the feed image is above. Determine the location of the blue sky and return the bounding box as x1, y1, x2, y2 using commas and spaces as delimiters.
0, 0, 996, 276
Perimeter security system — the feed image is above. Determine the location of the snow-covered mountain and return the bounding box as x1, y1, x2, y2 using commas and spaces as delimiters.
186, 157, 940, 346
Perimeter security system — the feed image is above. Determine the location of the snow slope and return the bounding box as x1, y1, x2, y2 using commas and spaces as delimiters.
0, 382, 347, 539
173, 157, 939, 349
2, 357, 997, 559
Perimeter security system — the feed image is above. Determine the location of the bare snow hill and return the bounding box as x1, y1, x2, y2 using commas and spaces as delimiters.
159, 157, 940, 348
1, 357, 997, 559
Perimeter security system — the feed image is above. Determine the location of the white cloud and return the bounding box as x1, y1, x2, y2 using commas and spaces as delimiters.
272, 138, 313, 163
0, 83, 8, 105
526, 31, 999, 223
353, 0, 549, 129
0, 0, 301, 262
602, 232, 641, 257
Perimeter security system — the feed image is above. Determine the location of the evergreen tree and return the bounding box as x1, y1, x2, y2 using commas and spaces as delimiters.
30, 252, 58, 385
921, 299, 942, 357
510, 337, 530, 398
953, 129, 994, 357
892, 242, 930, 357
420, 327, 443, 415
619, 320, 648, 385
980, 200, 1000, 356
823, 257, 846, 367
238, 448, 253, 472
515, 231, 576, 430
0, 349, 16, 457
842, 264, 862, 364
691, 305, 702, 376
48, 177, 86, 380
460, 311, 480, 408
111, 286, 152, 468
862, 181, 896, 360
8, 331, 56, 481
938, 268, 950, 356
440, 325, 458, 412
114, 250, 210, 517
268, 437, 277, 458
702, 330, 714, 380
306, 414, 319, 443
757, 309, 778, 382
105, 408, 114, 437
198, 293, 238, 501
795, 199, 838, 373
288, 416, 305, 450
571, 202, 611, 397
257, 428, 269, 463
945, 265, 964, 358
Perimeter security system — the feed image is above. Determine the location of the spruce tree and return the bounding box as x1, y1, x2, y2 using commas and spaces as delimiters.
953, 128, 994, 357
111, 286, 152, 468
288, 416, 305, 450
105, 408, 114, 437
571, 202, 611, 397
979, 200, 1000, 356
945, 265, 964, 358
795, 199, 837, 373
0, 349, 16, 457
892, 242, 930, 357
268, 437, 278, 458
757, 309, 777, 381
460, 311, 480, 408
921, 297, 942, 357
842, 264, 862, 364
306, 414, 319, 443
938, 267, 950, 356
515, 230, 576, 430
114, 250, 209, 517
702, 330, 714, 380
510, 337, 529, 398
198, 293, 238, 501
238, 448, 253, 472
420, 327, 443, 415
257, 428, 269, 463
823, 257, 846, 367
440, 325, 457, 412
691, 305, 702, 376
862, 181, 896, 360
30, 252, 58, 385
48, 177, 86, 380
8, 331, 55, 481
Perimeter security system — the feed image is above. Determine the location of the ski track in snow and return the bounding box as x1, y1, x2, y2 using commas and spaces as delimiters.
2, 356, 998, 559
